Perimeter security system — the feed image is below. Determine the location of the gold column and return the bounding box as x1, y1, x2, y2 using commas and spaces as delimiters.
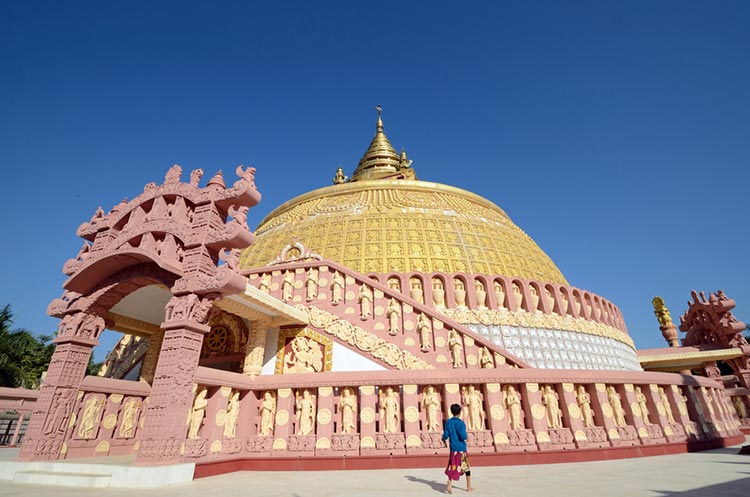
243, 319, 270, 375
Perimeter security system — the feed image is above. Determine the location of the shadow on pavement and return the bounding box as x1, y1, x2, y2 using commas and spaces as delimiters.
405, 475, 447, 492
650, 476, 750, 497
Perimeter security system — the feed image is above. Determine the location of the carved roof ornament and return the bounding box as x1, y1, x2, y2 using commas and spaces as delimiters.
332, 166, 348, 185
269, 239, 323, 266
679, 289, 747, 348
349, 105, 417, 182
52, 163, 262, 316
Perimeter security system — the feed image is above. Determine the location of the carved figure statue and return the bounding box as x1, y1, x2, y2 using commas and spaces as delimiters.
417, 313, 432, 352
258, 391, 276, 436
478, 346, 494, 369
358, 284, 373, 319
78, 395, 104, 439
607, 386, 627, 427
454, 279, 467, 308
164, 164, 182, 183
118, 398, 141, 438
474, 280, 487, 308
705, 390, 715, 417
432, 278, 446, 307
44, 389, 75, 435
512, 282, 523, 309
652, 297, 672, 326
462, 385, 485, 431
387, 298, 401, 336
259, 273, 271, 293
188, 387, 208, 439
284, 336, 323, 373
189, 168, 203, 186
448, 328, 464, 368
282, 270, 294, 302
331, 271, 344, 304
733, 396, 748, 419
634, 386, 652, 425
295, 389, 317, 435
576, 385, 595, 428
504, 385, 524, 430
338, 387, 358, 434
388, 277, 400, 292
379, 386, 401, 433
421, 386, 441, 432
305, 267, 319, 301
658, 387, 676, 424
494, 281, 505, 309
409, 277, 424, 304
224, 390, 241, 438
332, 166, 348, 184
542, 385, 563, 429
219, 248, 241, 272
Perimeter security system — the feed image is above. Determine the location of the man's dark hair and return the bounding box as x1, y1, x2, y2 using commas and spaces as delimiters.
450, 403, 461, 416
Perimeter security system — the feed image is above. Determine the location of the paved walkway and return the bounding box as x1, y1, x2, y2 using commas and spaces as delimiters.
1, 438, 748, 497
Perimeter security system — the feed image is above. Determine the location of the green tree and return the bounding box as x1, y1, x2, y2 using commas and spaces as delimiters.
0, 305, 55, 388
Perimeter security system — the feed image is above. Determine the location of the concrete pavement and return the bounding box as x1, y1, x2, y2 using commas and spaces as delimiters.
0, 438, 748, 497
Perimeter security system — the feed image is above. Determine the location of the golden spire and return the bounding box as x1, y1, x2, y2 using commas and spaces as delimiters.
349, 105, 405, 182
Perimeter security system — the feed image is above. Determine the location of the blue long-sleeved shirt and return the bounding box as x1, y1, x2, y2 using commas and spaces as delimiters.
442, 416, 467, 452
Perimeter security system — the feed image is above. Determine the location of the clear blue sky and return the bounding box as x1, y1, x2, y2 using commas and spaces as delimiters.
1, 1, 748, 362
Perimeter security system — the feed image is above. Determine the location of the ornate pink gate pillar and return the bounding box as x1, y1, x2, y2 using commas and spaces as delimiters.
18, 312, 105, 461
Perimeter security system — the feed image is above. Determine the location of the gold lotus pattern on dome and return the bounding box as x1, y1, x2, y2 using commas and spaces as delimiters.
240, 179, 568, 284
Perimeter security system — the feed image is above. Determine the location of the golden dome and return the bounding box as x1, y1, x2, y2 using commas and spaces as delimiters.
240, 108, 567, 284
240, 178, 568, 284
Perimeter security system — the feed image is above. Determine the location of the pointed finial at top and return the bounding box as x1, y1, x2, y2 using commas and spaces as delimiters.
375, 104, 383, 131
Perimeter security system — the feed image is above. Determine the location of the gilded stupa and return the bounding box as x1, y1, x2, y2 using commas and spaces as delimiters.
241, 108, 640, 371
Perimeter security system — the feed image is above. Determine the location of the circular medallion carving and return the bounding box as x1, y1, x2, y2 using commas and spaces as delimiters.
345, 291, 355, 301
630, 402, 642, 417
276, 410, 289, 426
405, 406, 419, 423
434, 321, 444, 329
403, 384, 417, 395
278, 388, 291, 399
494, 432, 509, 445
490, 404, 505, 421
536, 431, 550, 443
527, 383, 539, 393
608, 428, 620, 440
406, 435, 422, 448
211, 440, 222, 453
596, 384, 606, 393
273, 438, 287, 450
486, 383, 500, 394
318, 387, 333, 397
404, 320, 415, 331
374, 306, 385, 316
360, 385, 375, 395
664, 425, 673, 436
568, 404, 581, 419
657, 404, 666, 416
360, 436, 376, 448
316, 437, 331, 449
445, 384, 459, 394
102, 414, 118, 430
215, 409, 227, 426
110, 394, 123, 404
574, 430, 587, 441
95, 441, 109, 453
317, 409, 332, 425
638, 427, 648, 439
434, 337, 446, 348
624, 384, 634, 393
562, 383, 575, 393
466, 355, 477, 366
361, 407, 375, 424
531, 404, 545, 420
436, 354, 448, 363
602, 404, 613, 418
464, 337, 475, 347
405, 337, 416, 346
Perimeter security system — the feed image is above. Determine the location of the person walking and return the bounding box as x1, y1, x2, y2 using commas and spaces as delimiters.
442, 403, 473, 493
